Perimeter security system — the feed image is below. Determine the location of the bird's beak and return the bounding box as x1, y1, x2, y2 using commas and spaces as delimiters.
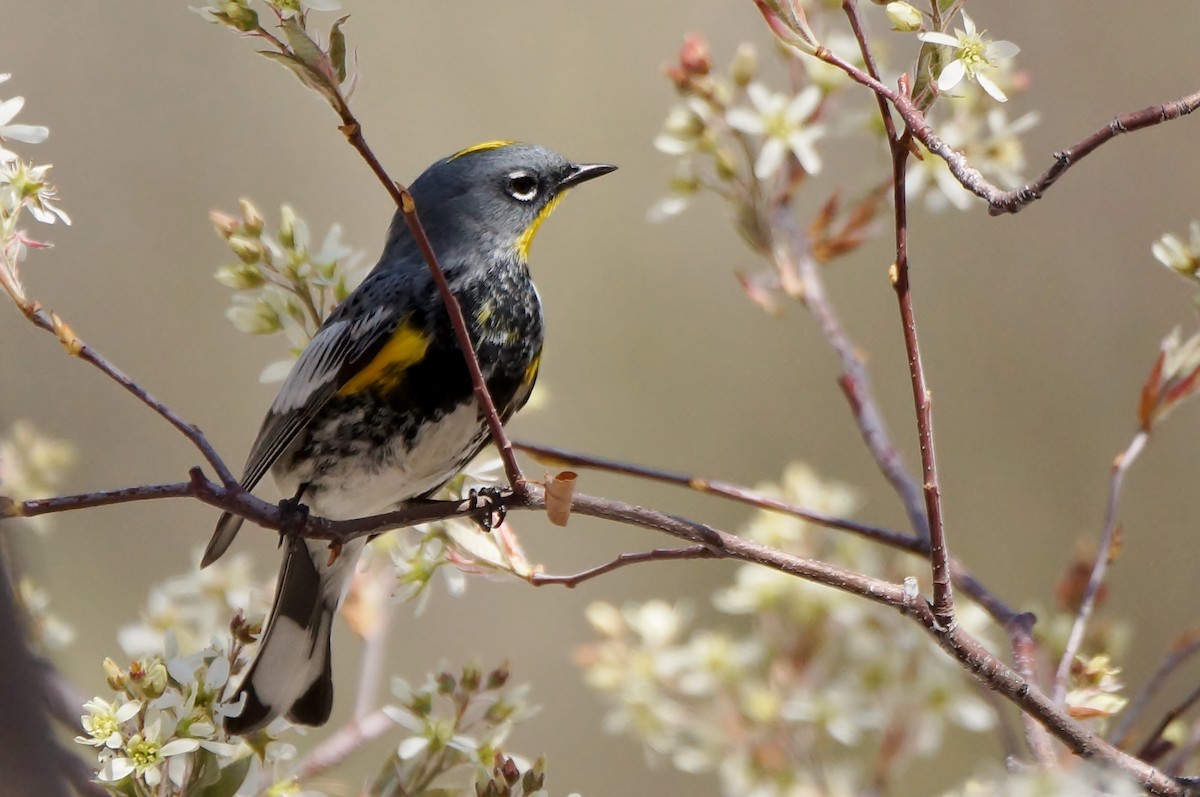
560, 162, 617, 189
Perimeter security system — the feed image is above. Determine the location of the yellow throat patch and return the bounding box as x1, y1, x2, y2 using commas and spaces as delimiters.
338, 320, 431, 396
515, 192, 565, 262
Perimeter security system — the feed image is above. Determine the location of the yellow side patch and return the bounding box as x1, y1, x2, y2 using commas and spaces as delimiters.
338, 321, 431, 396
450, 140, 519, 161
521, 352, 541, 390
515, 192, 566, 261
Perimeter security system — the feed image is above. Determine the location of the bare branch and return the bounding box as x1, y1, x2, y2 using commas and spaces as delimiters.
804, 35, 1200, 216
0, 292, 236, 487
886, 90, 954, 629
527, 546, 718, 588
1053, 431, 1149, 703
515, 439, 918, 548
1112, 629, 1200, 748
291, 708, 397, 783
771, 212, 929, 542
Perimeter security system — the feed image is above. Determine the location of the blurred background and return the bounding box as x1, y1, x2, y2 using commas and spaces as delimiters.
4, 1, 1200, 794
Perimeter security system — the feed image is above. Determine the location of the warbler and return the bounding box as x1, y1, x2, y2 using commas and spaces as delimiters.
202, 142, 615, 735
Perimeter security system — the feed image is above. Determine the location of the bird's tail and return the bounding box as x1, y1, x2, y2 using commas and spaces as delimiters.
223, 535, 363, 735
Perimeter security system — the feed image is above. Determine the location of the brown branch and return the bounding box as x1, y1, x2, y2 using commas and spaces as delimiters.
516, 440, 1029, 630
291, 708, 397, 784
0, 293, 236, 487
6, 430, 1191, 792
887, 98, 954, 628
514, 439, 918, 548
1139, 681, 1200, 764
772, 213, 929, 542
527, 546, 718, 588
1007, 614, 1058, 766
1112, 630, 1200, 748
328, 102, 525, 496
804, 40, 1200, 216
1053, 430, 1149, 703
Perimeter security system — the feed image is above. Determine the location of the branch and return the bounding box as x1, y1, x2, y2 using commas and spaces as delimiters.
290, 708, 397, 784
327, 93, 525, 497
527, 546, 718, 588
885, 83, 955, 626
516, 440, 1026, 629
771, 211, 929, 542
803, 33, 1200, 215
1053, 430, 1149, 703
515, 439, 918, 548
0, 288, 236, 488
6, 430, 1191, 792
1138, 681, 1200, 764
1007, 614, 1058, 766
1112, 629, 1200, 748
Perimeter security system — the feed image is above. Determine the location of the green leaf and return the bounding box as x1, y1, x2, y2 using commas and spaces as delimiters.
280, 16, 327, 75
196, 755, 253, 797
329, 15, 350, 84
258, 51, 340, 109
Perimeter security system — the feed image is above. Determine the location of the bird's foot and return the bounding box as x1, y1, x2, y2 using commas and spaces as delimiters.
276, 495, 311, 548
468, 486, 507, 532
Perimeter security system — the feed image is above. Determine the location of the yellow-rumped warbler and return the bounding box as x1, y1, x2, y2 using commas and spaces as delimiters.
202, 142, 615, 734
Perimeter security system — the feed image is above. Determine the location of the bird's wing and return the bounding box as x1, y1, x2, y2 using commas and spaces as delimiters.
203, 285, 417, 567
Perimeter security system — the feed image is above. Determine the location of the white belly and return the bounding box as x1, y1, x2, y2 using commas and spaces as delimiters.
273, 400, 487, 521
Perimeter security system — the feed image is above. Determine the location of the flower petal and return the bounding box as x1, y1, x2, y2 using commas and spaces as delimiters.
917, 31, 959, 47
0, 123, 48, 144
976, 72, 1009, 102
0, 97, 25, 128
936, 60, 967, 91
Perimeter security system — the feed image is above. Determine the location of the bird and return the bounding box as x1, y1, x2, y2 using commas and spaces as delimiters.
201, 141, 615, 735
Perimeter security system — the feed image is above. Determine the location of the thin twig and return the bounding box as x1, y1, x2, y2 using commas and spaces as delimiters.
823, 1, 953, 626
1139, 680, 1200, 763
0, 291, 236, 487
353, 575, 395, 723
291, 708, 397, 784
527, 546, 718, 588
773, 212, 929, 541
1112, 629, 1200, 748
887, 97, 954, 627
804, 42, 1200, 216
514, 439, 918, 547
331, 113, 525, 496
5, 429, 1191, 792
1053, 430, 1148, 704
1007, 614, 1058, 766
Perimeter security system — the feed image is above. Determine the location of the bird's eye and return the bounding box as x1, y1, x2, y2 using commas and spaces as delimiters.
506, 171, 539, 202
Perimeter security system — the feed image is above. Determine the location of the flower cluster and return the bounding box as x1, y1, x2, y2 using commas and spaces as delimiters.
578, 464, 997, 796
0, 420, 75, 532
74, 554, 277, 794
1153, 220, 1200, 285
943, 762, 1141, 797
383, 663, 577, 797
0, 73, 68, 306
194, 0, 343, 31
77, 641, 246, 793
649, 34, 835, 239
211, 199, 367, 381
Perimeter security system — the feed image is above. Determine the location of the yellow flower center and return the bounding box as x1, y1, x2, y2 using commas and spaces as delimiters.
126, 734, 161, 769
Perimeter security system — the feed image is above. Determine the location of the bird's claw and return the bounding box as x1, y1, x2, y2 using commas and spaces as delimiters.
276, 495, 311, 548
468, 487, 507, 532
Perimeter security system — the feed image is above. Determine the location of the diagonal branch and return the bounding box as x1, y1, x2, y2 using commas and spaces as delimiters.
805, 37, 1200, 216
0, 286, 236, 488
1053, 430, 1149, 703
1112, 629, 1200, 748
527, 546, 718, 588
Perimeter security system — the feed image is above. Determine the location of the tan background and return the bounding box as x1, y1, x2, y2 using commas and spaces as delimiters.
5, 2, 1200, 794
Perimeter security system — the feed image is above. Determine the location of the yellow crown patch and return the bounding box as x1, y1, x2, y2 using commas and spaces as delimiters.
449, 140, 519, 161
